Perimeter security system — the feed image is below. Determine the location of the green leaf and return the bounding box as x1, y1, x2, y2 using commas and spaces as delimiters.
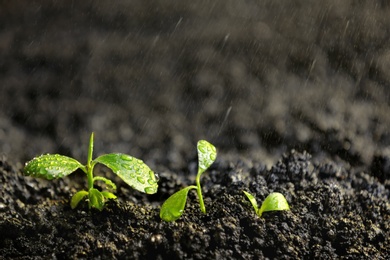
24, 154, 83, 180
160, 186, 197, 222
258, 192, 290, 217
93, 176, 117, 190
197, 140, 217, 175
71, 190, 89, 209
93, 153, 158, 194
101, 191, 117, 200
88, 188, 105, 211
243, 191, 259, 213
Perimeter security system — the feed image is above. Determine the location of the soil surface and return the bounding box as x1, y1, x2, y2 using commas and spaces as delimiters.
0, 1, 389, 259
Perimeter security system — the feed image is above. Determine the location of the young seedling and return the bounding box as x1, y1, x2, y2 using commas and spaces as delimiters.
243, 191, 290, 217
160, 140, 217, 222
24, 132, 158, 211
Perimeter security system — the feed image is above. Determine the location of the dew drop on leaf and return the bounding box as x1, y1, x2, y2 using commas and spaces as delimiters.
120, 154, 133, 161
198, 144, 206, 153
137, 177, 145, 184
144, 187, 155, 194
148, 171, 154, 180
122, 164, 132, 170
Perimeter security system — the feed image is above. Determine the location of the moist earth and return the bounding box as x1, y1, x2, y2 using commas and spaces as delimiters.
0, 1, 389, 259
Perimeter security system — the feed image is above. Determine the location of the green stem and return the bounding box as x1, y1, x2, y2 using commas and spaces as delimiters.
87, 132, 94, 190
196, 169, 206, 214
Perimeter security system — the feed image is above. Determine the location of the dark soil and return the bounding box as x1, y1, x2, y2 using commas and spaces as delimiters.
0, 1, 389, 259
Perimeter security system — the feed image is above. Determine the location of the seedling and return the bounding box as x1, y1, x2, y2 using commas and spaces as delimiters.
24, 132, 158, 210
243, 191, 290, 217
160, 140, 217, 222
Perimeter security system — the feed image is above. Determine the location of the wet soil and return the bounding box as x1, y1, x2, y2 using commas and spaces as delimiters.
0, 1, 389, 259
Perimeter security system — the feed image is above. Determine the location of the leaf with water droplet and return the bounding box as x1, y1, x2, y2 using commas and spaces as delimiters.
160, 186, 197, 222
257, 192, 290, 217
197, 140, 217, 175
93, 153, 158, 194
24, 154, 83, 180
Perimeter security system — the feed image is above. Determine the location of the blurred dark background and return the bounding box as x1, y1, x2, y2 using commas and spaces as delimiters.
0, 0, 389, 170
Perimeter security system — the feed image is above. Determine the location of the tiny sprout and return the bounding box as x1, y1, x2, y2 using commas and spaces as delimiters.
24, 132, 158, 211
160, 140, 217, 222
243, 191, 290, 217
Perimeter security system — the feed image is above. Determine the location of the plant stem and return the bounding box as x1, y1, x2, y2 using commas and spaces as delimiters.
196, 169, 206, 214
87, 132, 94, 190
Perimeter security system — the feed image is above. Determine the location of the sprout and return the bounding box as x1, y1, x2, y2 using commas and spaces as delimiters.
24, 132, 158, 210
243, 191, 290, 217
160, 140, 217, 221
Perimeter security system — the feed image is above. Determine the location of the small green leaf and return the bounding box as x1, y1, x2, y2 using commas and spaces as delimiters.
89, 188, 105, 211
243, 191, 259, 213
71, 190, 89, 209
24, 154, 83, 180
258, 192, 290, 217
93, 176, 117, 190
101, 191, 117, 200
197, 140, 217, 175
93, 153, 158, 194
160, 186, 197, 222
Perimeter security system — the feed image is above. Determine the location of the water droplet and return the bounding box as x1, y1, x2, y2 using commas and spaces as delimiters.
137, 177, 145, 184
147, 179, 156, 185
122, 164, 132, 170
198, 145, 206, 153
120, 154, 133, 161
149, 171, 155, 180
144, 187, 156, 194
